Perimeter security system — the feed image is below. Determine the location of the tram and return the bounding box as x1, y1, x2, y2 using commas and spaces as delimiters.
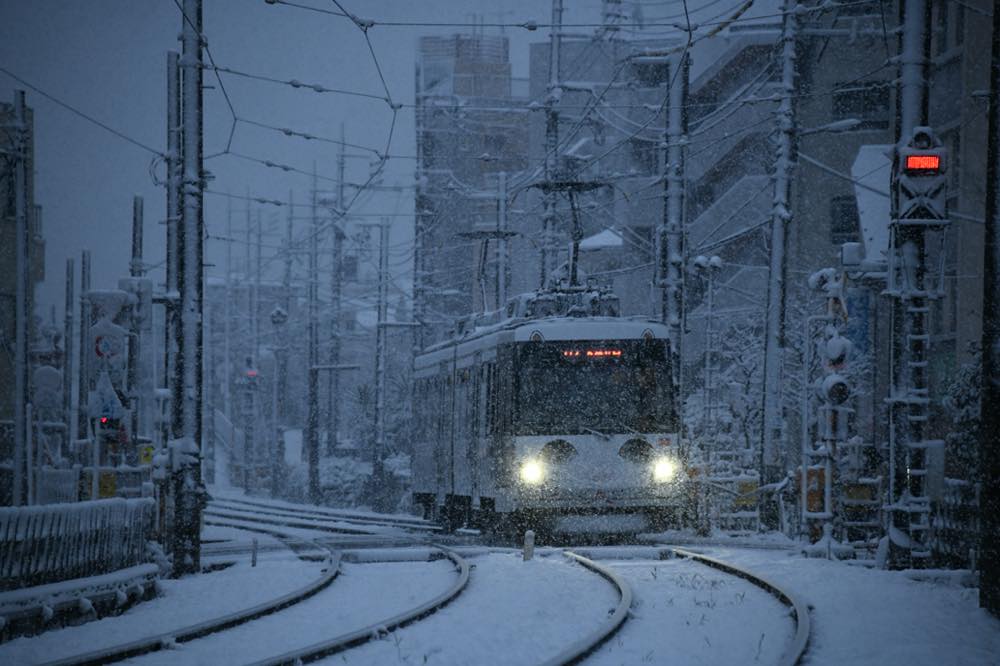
411, 285, 687, 534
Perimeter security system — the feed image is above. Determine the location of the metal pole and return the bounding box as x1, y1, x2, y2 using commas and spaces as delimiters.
888, 0, 932, 568
77, 251, 91, 445
760, 0, 799, 502
12, 90, 28, 507
541, 0, 563, 286
979, 0, 1000, 615
63, 257, 75, 459
307, 172, 321, 503
174, 0, 204, 575
25, 403, 33, 505
254, 211, 262, 367
281, 191, 293, 424
372, 218, 390, 511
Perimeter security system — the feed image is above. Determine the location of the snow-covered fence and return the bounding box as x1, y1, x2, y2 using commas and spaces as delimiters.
0, 497, 154, 591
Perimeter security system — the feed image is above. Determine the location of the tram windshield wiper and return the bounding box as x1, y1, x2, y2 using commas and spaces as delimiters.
582, 427, 612, 440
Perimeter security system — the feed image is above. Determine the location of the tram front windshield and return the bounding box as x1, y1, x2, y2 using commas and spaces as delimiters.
516, 341, 671, 435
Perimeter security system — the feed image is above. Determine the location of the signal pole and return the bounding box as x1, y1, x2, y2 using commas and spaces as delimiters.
77, 250, 91, 446
887, 0, 941, 569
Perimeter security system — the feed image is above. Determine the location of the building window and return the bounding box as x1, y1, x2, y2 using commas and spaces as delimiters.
342, 254, 359, 282
832, 82, 890, 130
830, 196, 860, 245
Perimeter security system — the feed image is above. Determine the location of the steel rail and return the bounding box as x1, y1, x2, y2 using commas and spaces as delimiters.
247, 547, 470, 666
204, 507, 380, 535
45, 535, 340, 666
672, 547, 811, 666
210, 496, 439, 531
539, 551, 633, 666
209, 499, 439, 532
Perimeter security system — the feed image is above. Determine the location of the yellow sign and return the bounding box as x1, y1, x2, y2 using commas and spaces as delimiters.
140, 445, 155, 465
99, 471, 116, 498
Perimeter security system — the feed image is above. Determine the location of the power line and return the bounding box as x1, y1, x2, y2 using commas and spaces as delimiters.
0, 66, 165, 156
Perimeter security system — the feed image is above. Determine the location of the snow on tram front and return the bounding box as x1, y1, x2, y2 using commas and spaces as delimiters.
411, 287, 688, 535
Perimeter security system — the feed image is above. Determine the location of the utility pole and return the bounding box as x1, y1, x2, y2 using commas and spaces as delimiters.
223, 196, 232, 419
327, 130, 346, 456
166, 50, 182, 445
372, 218, 391, 512
306, 171, 321, 503
63, 257, 75, 458
12, 90, 28, 507
127, 196, 143, 453
541, 0, 563, 286
254, 210, 262, 367
281, 192, 293, 425
173, 0, 205, 575
760, 0, 800, 509
661, 52, 689, 434
887, 0, 940, 569
979, 0, 1000, 616
77, 251, 91, 446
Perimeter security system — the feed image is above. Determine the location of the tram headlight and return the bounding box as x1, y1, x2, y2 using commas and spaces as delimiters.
519, 459, 545, 485
652, 456, 678, 483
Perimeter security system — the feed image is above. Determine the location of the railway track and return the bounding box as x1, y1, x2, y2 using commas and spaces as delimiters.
209, 495, 439, 532
38, 499, 809, 666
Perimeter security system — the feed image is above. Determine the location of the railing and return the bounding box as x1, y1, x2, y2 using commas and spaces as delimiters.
0, 497, 155, 591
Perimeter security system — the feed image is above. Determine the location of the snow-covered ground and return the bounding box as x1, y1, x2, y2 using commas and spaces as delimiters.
0, 526, 323, 664
316, 551, 618, 665
695, 546, 1000, 666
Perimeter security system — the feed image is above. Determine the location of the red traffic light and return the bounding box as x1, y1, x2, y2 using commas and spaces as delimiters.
905, 154, 940, 173
100, 416, 109, 424
246, 369, 258, 378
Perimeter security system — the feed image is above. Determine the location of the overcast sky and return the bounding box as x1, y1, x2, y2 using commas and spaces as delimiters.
0, 0, 775, 319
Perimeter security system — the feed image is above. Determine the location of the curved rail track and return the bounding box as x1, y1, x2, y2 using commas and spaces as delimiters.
44, 528, 340, 666
671, 547, 811, 666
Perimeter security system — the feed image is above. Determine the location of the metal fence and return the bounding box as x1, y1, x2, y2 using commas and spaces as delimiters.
0, 497, 155, 591
932, 478, 980, 569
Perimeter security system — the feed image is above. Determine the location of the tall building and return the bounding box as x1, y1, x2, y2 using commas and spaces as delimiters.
414, 34, 528, 343
0, 94, 45, 504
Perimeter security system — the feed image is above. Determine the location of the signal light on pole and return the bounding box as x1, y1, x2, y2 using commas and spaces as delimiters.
904, 154, 941, 174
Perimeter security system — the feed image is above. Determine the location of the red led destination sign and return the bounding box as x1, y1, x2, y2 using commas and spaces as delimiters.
562, 349, 622, 358
905, 154, 941, 173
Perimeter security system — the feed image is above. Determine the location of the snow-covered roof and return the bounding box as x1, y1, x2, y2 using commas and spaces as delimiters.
579, 228, 623, 250
851, 145, 892, 265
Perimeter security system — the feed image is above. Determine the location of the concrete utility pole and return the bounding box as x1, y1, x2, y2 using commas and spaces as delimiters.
372, 218, 391, 512
760, 0, 800, 504
306, 172, 321, 503
223, 196, 232, 418
541, 0, 563, 286
77, 251, 91, 445
63, 257, 75, 456
979, 0, 1000, 616
12, 90, 28, 507
173, 0, 205, 575
327, 130, 346, 456
254, 211, 262, 367
166, 50, 182, 443
281, 192, 293, 426
661, 52, 689, 432
127, 196, 143, 451
887, 0, 939, 569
